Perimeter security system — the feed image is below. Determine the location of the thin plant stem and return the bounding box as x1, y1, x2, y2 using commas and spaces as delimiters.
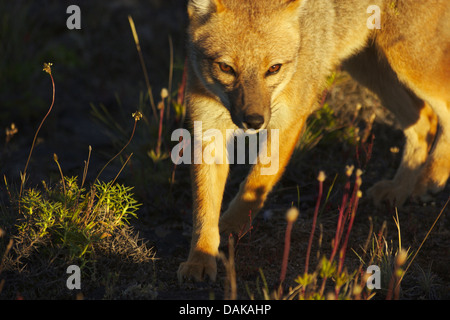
128, 15, 158, 121
20, 63, 55, 200
397, 196, 449, 289
330, 172, 352, 262
280, 221, 293, 286
156, 99, 165, 156
305, 171, 325, 274
53, 153, 66, 196
338, 175, 361, 274
220, 236, 237, 300
279, 208, 299, 292
110, 153, 133, 187
166, 35, 174, 122
81, 146, 92, 190
94, 112, 141, 183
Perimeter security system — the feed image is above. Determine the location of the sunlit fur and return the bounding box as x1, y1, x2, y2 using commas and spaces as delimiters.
178, 0, 450, 282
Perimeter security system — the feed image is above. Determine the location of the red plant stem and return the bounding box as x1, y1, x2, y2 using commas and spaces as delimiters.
386, 273, 396, 300
280, 220, 294, 286
177, 59, 188, 107
305, 176, 323, 274
235, 211, 253, 248
338, 175, 361, 273
329, 176, 351, 262
170, 135, 189, 188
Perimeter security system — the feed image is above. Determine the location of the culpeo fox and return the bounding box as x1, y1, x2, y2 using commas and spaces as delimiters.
178, 0, 450, 282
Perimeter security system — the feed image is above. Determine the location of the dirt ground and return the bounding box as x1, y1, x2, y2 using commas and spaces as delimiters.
0, 0, 449, 300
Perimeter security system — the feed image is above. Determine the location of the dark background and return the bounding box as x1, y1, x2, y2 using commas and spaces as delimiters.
0, 0, 449, 300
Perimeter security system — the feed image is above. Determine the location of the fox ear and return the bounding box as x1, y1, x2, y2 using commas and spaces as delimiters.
188, 0, 225, 19
285, 0, 307, 12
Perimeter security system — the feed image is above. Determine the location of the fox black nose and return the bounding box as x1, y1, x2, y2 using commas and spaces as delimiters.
243, 114, 265, 130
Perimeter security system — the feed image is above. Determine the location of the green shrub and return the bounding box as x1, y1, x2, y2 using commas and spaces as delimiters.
17, 177, 140, 262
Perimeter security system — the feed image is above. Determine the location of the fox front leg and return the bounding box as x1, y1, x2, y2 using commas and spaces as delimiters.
177, 133, 230, 283
219, 115, 308, 236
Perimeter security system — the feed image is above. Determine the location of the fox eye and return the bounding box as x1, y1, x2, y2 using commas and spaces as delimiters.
218, 62, 235, 74
267, 64, 282, 75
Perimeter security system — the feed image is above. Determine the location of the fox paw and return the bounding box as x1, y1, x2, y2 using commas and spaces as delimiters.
367, 180, 413, 207
177, 253, 217, 283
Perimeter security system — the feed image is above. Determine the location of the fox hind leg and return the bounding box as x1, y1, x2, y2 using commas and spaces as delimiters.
413, 99, 450, 201
367, 102, 438, 206
343, 45, 438, 206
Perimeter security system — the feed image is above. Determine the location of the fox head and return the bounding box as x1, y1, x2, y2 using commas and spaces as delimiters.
187, 0, 306, 131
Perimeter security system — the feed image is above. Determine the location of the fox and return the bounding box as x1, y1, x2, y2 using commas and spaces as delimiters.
177, 0, 450, 282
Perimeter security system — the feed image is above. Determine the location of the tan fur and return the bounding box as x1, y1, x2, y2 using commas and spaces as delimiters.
178, 0, 450, 282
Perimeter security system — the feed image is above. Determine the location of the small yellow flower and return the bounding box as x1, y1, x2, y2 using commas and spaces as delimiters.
345, 165, 354, 177
396, 249, 408, 267
286, 207, 299, 223
132, 111, 143, 121
43, 62, 53, 75
317, 171, 326, 182
160, 88, 169, 99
